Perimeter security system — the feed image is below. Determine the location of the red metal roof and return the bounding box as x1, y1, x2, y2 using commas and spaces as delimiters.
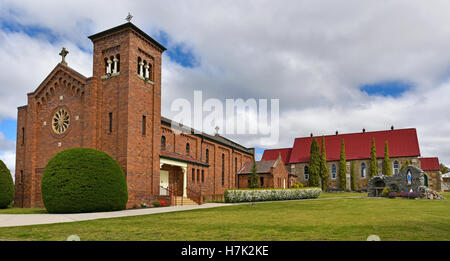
286, 128, 420, 163
419, 157, 440, 171
261, 148, 292, 164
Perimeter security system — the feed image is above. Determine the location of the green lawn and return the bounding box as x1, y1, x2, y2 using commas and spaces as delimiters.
0, 192, 365, 214
1, 193, 449, 241
0, 208, 47, 214
318, 192, 366, 199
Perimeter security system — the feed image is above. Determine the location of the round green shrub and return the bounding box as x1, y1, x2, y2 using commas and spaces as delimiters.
0, 160, 14, 209
41, 148, 128, 213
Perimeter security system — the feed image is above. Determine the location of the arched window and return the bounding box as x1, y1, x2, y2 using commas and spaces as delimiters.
201, 170, 205, 183
393, 161, 399, 175
142, 115, 146, 135
161, 136, 166, 150
104, 58, 108, 74
197, 169, 200, 182
361, 163, 366, 178
304, 165, 309, 180
192, 168, 195, 182
205, 149, 209, 163
186, 143, 190, 155
332, 164, 337, 179
137, 57, 142, 76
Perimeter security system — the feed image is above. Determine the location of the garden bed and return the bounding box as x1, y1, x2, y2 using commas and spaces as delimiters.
224, 188, 321, 203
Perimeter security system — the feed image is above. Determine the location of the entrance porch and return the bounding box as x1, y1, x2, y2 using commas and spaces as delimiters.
159, 158, 202, 205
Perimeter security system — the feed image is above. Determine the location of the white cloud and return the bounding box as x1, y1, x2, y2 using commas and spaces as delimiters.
0, 131, 15, 151
0, 0, 450, 167
0, 30, 91, 119
0, 151, 15, 181
0, 131, 15, 180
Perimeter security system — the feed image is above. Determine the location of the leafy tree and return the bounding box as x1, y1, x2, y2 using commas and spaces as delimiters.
382, 141, 392, 176
319, 136, 329, 191
369, 138, 378, 178
0, 160, 14, 209
350, 161, 357, 191
338, 139, 347, 190
440, 163, 449, 174
308, 138, 321, 187
248, 162, 260, 189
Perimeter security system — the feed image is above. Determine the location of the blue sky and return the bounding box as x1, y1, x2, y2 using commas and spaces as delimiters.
360, 81, 412, 98
154, 30, 199, 68
0, 119, 16, 141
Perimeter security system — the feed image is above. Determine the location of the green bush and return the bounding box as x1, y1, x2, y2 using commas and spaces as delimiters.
291, 181, 303, 189
41, 148, 128, 213
224, 188, 321, 203
0, 160, 14, 209
381, 187, 391, 197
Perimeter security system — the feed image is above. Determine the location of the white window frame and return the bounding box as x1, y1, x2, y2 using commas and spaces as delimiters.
332, 164, 337, 179
361, 163, 366, 178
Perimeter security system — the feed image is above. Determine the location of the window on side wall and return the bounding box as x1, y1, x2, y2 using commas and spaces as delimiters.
361, 163, 366, 178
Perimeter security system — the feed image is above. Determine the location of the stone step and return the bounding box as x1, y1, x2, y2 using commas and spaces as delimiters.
174, 197, 198, 205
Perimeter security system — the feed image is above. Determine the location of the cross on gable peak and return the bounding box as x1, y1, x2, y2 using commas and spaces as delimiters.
59, 47, 69, 66
126, 12, 133, 22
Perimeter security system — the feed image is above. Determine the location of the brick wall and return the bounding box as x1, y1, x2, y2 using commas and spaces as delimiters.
161, 125, 253, 200
290, 156, 419, 190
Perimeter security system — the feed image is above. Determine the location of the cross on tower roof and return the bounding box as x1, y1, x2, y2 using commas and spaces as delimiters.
126, 12, 133, 22
59, 47, 69, 66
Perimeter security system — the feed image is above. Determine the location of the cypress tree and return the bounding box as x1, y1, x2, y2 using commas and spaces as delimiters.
350, 161, 357, 191
308, 138, 321, 187
338, 139, 347, 190
382, 141, 391, 176
319, 136, 329, 191
400, 159, 412, 171
369, 138, 378, 178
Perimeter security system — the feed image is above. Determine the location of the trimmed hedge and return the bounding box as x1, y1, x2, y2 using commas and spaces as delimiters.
41, 148, 128, 213
0, 160, 14, 209
224, 188, 321, 203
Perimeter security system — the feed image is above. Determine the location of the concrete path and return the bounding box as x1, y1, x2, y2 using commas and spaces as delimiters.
0, 203, 232, 228
0, 196, 371, 228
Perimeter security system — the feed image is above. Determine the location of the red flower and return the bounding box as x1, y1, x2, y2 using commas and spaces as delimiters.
160, 200, 166, 206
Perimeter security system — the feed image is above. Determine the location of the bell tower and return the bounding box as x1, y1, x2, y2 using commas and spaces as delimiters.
88, 21, 166, 207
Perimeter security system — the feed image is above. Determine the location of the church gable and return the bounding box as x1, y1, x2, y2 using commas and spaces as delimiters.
30, 64, 87, 108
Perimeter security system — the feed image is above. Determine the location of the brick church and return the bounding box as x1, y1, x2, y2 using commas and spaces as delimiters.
14, 22, 254, 208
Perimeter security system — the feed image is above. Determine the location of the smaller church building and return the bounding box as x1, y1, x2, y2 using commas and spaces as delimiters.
262, 128, 443, 191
